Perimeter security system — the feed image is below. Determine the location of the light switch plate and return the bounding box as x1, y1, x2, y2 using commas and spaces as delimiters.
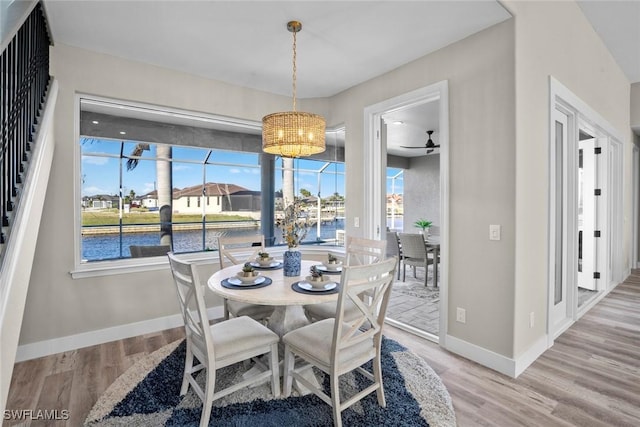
489, 224, 501, 241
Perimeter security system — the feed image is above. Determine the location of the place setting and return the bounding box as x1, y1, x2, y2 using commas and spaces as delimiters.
292, 265, 339, 295
313, 253, 343, 275
248, 251, 283, 270
221, 263, 272, 289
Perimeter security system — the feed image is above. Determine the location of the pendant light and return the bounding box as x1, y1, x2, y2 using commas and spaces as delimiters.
262, 21, 326, 158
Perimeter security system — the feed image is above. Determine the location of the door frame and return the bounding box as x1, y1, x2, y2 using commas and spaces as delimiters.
547, 77, 625, 342
364, 80, 449, 344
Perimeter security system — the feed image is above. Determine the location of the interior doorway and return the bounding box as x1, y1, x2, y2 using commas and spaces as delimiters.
364, 81, 449, 343
548, 78, 624, 341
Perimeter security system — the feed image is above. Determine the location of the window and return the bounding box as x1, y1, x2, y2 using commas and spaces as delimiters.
78, 97, 346, 266
386, 168, 404, 231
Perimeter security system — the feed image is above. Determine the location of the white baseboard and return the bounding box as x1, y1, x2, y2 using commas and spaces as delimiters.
445, 334, 516, 377
445, 333, 551, 378
15, 306, 224, 362
514, 334, 549, 377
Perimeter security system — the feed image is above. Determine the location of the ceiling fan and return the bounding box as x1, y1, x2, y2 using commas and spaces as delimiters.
401, 130, 440, 154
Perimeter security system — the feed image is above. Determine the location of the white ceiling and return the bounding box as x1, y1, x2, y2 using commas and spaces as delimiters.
41, 1, 640, 156
577, 0, 640, 84
43, 0, 511, 99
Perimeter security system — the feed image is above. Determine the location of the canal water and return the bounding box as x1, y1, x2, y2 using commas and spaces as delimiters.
82, 219, 346, 261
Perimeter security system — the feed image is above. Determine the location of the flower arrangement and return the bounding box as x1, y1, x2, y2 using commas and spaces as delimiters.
280, 199, 310, 248
258, 251, 270, 260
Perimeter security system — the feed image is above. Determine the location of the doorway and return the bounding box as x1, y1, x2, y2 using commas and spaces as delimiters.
364, 81, 449, 343
548, 78, 624, 340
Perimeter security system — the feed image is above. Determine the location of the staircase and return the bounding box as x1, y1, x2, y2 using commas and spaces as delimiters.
0, 0, 55, 414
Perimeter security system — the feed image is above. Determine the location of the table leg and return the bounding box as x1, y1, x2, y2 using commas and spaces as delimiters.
433, 247, 439, 287
243, 305, 320, 395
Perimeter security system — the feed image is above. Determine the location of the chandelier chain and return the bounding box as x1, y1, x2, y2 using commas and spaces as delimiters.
292, 29, 297, 111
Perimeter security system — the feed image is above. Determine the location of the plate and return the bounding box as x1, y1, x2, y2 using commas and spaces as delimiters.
249, 261, 283, 269
315, 264, 343, 274
298, 281, 337, 292
227, 276, 266, 286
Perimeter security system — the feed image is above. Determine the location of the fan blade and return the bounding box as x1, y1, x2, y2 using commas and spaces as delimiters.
400, 145, 426, 149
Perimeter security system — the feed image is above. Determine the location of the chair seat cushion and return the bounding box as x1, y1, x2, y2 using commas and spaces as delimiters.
227, 300, 274, 320
283, 319, 374, 367
210, 316, 279, 360
303, 299, 361, 323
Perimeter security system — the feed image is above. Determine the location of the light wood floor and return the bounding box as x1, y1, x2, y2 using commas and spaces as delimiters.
6, 270, 640, 426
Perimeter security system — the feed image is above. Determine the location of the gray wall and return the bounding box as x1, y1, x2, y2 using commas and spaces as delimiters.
403, 154, 440, 232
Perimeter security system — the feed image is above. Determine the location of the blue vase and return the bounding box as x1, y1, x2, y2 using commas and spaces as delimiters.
283, 249, 302, 277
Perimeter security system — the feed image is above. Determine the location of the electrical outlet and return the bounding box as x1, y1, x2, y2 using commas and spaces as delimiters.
354, 217, 360, 227
456, 307, 466, 324
529, 312, 535, 328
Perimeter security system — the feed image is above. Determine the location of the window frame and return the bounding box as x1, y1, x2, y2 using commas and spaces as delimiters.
71, 94, 345, 278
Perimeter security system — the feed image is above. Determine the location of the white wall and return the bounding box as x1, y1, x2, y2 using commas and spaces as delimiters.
504, 0, 632, 357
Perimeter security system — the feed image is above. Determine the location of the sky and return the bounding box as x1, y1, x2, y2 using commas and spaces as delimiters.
81, 138, 403, 199
80, 138, 359, 198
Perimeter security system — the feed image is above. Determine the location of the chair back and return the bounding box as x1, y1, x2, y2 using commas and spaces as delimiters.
332, 257, 397, 369
385, 232, 400, 258
167, 252, 215, 367
398, 233, 428, 260
345, 236, 386, 266
217, 235, 265, 269
130, 244, 171, 258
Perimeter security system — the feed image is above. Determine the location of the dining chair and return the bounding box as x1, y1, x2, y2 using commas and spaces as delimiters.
385, 231, 402, 279
129, 244, 170, 258
217, 235, 274, 322
303, 236, 386, 323
167, 252, 280, 427
397, 233, 433, 286
282, 257, 397, 427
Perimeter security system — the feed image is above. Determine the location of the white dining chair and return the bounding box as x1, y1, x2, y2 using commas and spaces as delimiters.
167, 252, 280, 427
303, 236, 386, 323
217, 235, 274, 321
282, 257, 397, 427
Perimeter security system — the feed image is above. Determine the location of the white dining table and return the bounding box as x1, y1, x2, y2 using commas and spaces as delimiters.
207, 260, 339, 339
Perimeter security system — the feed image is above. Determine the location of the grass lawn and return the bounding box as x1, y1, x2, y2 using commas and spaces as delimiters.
82, 209, 256, 226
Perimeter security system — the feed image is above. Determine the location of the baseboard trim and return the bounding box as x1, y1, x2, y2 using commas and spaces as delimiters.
15, 306, 224, 362
445, 334, 516, 377
514, 334, 549, 377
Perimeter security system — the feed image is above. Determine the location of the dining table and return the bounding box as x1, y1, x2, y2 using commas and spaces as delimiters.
207, 259, 340, 340
207, 259, 341, 393
425, 236, 440, 287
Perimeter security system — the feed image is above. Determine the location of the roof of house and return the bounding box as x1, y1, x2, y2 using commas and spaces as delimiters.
142, 183, 250, 199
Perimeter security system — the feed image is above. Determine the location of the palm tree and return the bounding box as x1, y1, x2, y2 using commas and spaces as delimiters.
282, 157, 295, 207
127, 143, 173, 248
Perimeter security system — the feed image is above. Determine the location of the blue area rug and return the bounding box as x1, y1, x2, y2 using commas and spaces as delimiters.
85, 336, 455, 426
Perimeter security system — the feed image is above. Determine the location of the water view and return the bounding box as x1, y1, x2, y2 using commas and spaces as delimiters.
82, 219, 345, 261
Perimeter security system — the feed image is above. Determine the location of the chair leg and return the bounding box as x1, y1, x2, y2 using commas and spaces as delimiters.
413, 265, 417, 278
330, 374, 342, 427
373, 354, 386, 407
283, 345, 295, 397
199, 367, 216, 427
402, 264, 406, 282
269, 343, 280, 397
424, 263, 428, 286
181, 342, 194, 395
397, 259, 401, 280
